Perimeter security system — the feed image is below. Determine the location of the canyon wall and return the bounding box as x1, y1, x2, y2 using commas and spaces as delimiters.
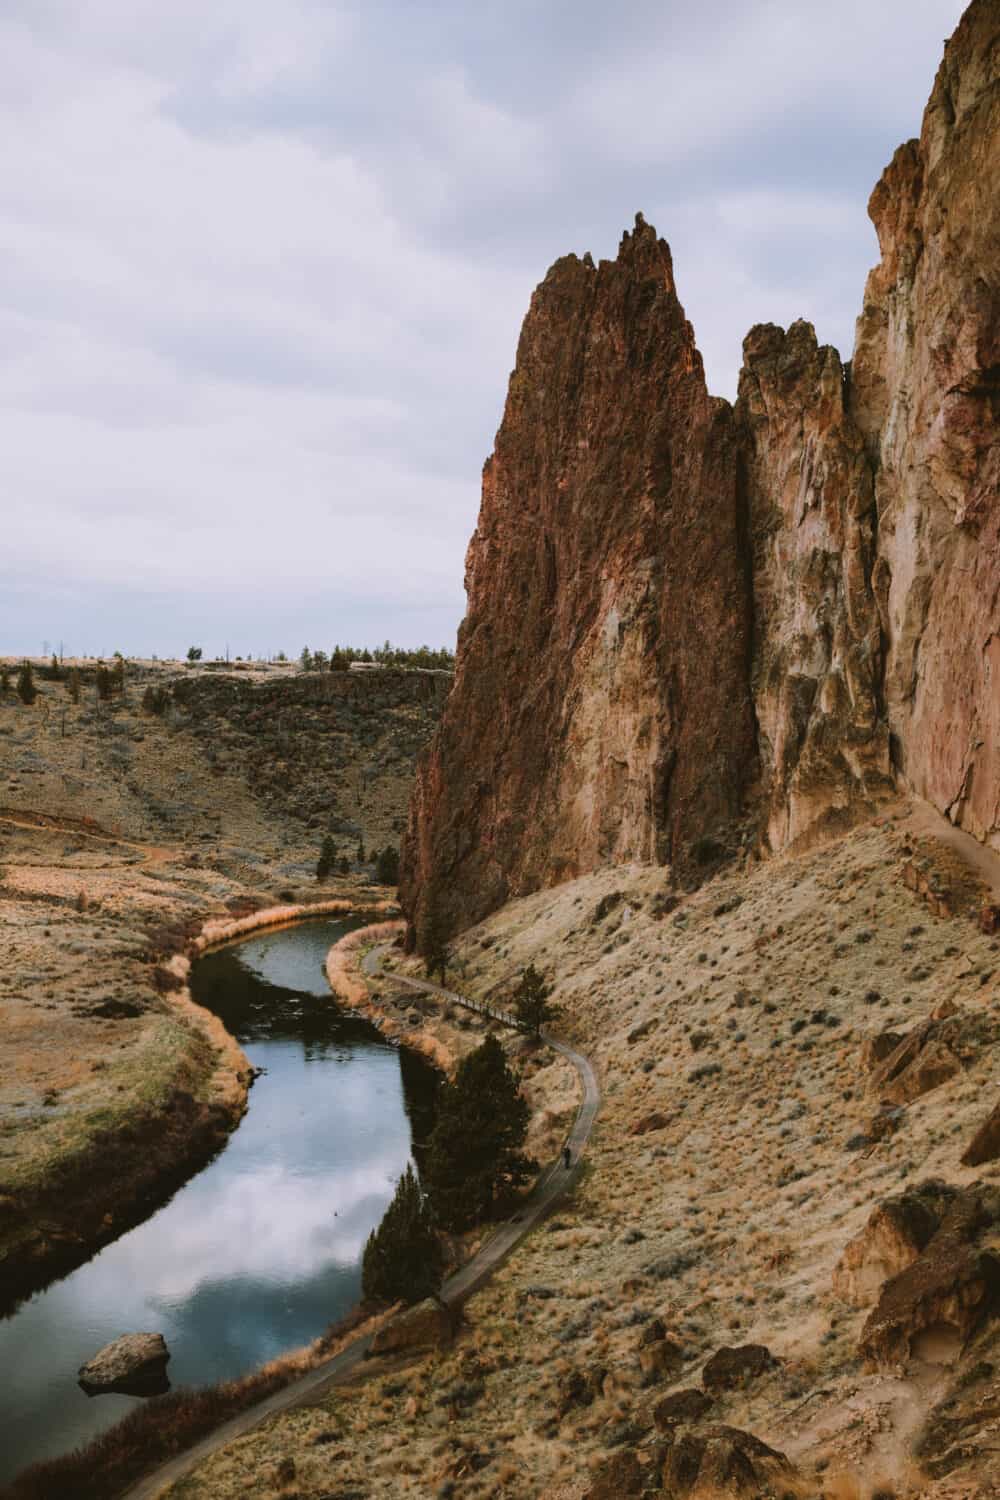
402, 0, 998, 949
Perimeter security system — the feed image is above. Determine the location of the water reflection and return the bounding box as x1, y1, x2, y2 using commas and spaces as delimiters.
0, 918, 438, 1481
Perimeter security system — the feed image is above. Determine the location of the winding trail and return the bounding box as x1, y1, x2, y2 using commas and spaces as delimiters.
123, 934, 599, 1500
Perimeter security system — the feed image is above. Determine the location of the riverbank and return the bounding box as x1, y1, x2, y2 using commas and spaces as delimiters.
0, 827, 399, 1315
148, 805, 1000, 1499
327, 923, 581, 1165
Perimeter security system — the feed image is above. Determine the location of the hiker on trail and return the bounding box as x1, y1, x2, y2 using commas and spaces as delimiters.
563, 1145, 572, 1169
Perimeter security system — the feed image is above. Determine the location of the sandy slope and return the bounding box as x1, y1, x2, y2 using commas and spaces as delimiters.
165, 801, 1000, 1499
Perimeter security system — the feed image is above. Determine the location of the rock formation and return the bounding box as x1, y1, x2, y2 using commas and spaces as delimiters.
402, 0, 999, 947
78, 1332, 171, 1397
402, 221, 756, 944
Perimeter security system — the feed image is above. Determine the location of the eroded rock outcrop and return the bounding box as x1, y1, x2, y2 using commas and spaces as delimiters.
402, 219, 756, 945
833, 1181, 957, 1308
852, 0, 1000, 845
736, 320, 891, 850
403, 0, 999, 946
858, 1186, 1000, 1368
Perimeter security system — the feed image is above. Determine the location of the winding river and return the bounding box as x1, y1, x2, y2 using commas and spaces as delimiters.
0, 916, 438, 1483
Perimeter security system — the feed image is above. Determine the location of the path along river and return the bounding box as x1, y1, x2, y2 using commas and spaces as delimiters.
0, 917, 439, 1483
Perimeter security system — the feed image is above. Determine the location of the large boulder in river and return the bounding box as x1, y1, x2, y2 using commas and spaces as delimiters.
78, 1332, 171, 1396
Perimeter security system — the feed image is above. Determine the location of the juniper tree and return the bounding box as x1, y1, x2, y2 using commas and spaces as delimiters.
376, 846, 400, 886
16, 661, 37, 705
421, 904, 450, 984
512, 964, 561, 1038
361, 1162, 443, 1305
425, 1034, 532, 1231
316, 835, 338, 881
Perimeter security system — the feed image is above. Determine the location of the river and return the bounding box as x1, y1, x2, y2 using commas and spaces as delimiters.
0, 916, 438, 1483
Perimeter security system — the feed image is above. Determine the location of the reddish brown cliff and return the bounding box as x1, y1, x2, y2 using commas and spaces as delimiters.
402, 220, 756, 945
403, 0, 999, 948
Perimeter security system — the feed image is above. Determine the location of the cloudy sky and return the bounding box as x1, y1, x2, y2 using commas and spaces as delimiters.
0, 0, 966, 660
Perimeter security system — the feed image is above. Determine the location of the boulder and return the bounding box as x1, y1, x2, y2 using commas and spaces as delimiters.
583, 1448, 649, 1499
860, 1030, 905, 1071
653, 1388, 714, 1430
629, 1110, 672, 1137
78, 1332, 170, 1396
859, 1192, 1000, 1368
701, 1344, 776, 1393
658, 1424, 795, 1497
369, 1298, 456, 1357
867, 1007, 990, 1107
962, 1100, 1000, 1167
833, 1181, 956, 1307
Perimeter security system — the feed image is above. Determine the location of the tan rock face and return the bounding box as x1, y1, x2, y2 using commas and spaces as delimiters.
833, 1182, 955, 1308
852, 0, 1000, 845
737, 320, 891, 850
403, 0, 999, 945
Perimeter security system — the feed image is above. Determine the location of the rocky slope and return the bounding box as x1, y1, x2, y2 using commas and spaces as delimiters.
402, 0, 998, 948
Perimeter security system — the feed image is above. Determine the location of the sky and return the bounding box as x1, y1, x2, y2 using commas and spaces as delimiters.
0, 0, 967, 661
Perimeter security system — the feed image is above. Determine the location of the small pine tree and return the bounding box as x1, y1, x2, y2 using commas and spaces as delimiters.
299, 646, 312, 672
421, 905, 450, 984
330, 647, 349, 672
111, 655, 125, 694
376, 846, 400, 886
43, 653, 63, 682
361, 1163, 443, 1305
95, 665, 112, 702
316, 835, 337, 881
16, 661, 37, 705
512, 964, 560, 1038
425, 1035, 532, 1231
357, 836, 366, 864
0, 666, 12, 697
67, 667, 81, 704
186, 646, 202, 663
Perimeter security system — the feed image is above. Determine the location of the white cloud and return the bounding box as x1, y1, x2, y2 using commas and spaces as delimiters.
0, 0, 969, 654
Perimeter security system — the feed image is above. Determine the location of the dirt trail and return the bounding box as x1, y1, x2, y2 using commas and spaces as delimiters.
0, 808, 178, 866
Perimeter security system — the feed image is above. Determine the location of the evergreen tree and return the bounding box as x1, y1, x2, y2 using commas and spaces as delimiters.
186, 646, 202, 663
421, 904, 450, 984
299, 646, 312, 672
0, 666, 11, 697
316, 835, 337, 881
425, 1035, 532, 1231
376, 845, 400, 886
16, 661, 37, 705
361, 1163, 443, 1305
512, 964, 561, 1038
67, 667, 81, 704
330, 646, 350, 672
43, 653, 63, 682
95, 664, 112, 701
